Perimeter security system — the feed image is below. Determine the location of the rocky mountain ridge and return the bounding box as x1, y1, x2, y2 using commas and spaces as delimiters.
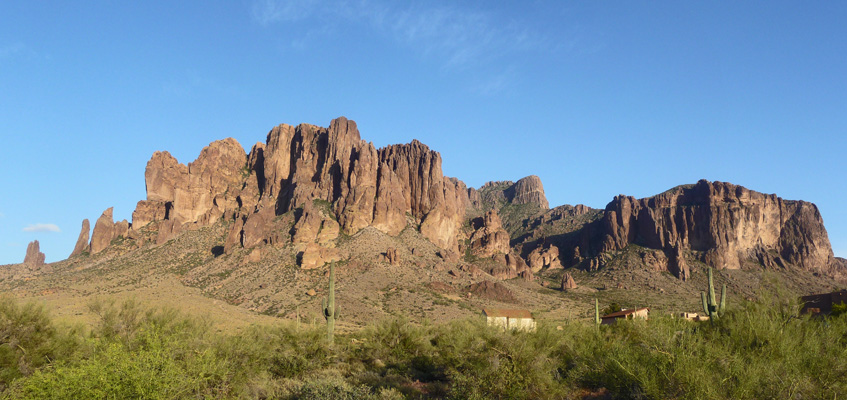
57, 116, 844, 285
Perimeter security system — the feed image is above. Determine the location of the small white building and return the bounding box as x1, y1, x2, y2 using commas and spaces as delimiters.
679, 312, 709, 322
601, 307, 650, 325
483, 309, 536, 331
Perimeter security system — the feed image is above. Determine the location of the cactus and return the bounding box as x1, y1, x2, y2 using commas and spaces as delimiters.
322, 262, 339, 343
701, 267, 726, 320
594, 298, 601, 325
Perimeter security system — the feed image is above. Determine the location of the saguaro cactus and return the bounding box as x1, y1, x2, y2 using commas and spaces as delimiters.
594, 298, 601, 325
701, 267, 726, 320
322, 262, 339, 343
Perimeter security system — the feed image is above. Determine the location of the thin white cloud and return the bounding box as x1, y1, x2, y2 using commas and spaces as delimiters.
22, 223, 61, 233
251, 0, 547, 70
251, 0, 320, 25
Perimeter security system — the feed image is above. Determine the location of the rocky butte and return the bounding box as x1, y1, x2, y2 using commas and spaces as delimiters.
66, 117, 845, 283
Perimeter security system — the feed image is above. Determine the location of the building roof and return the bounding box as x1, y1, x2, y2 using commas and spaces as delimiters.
601, 307, 650, 319
801, 289, 847, 302
483, 309, 533, 319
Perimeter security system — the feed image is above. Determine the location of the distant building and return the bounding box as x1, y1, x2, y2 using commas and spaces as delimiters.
483, 309, 536, 331
601, 307, 649, 325
800, 290, 847, 316
679, 312, 709, 322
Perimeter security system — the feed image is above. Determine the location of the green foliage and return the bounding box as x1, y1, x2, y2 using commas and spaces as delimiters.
601, 301, 621, 317
832, 302, 847, 318
0, 298, 81, 392
2, 292, 846, 399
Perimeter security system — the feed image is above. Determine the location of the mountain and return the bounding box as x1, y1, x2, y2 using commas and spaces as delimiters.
4, 117, 844, 328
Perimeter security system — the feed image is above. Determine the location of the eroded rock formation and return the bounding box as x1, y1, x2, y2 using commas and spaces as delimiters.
468, 210, 511, 257
528, 245, 562, 272
90, 208, 116, 254
131, 117, 474, 256
70, 219, 90, 257
24, 240, 45, 266
561, 272, 577, 290
595, 180, 836, 277
508, 175, 549, 209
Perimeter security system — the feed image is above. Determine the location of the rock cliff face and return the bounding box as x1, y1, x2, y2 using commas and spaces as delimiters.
74, 117, 840, 285
131, 117, 473, 255
507, 175, 549, 209
143, 137, 247, 227
478, 175, 549, 210
70, 219, 90, 257
468, 210, 511, 257
594, 180, 836, 278
90, 208, 131, 254
24, 240, 45, 266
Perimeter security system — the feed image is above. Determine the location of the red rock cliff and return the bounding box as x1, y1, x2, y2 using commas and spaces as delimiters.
598, 180, 835, 277
132, 117, 473, 253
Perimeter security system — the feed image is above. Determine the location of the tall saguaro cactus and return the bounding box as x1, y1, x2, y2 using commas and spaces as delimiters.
594, 298, 601, 325
322, 262, 338, 343
701, 267, 726, 320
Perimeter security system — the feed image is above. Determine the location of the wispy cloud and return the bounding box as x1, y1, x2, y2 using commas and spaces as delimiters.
22, 223, 61, 233
470, 68, 515, 96
251, 0, 547, 71
251, 0, 320, 25
0, 42, 26, 59
386, 5, 539, 69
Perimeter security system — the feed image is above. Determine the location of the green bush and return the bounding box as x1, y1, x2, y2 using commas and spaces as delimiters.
2, 293, 846, 399
0, 297, 81, 391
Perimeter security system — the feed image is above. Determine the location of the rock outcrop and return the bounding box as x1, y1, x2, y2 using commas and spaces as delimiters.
468, 210, 511, 257
90, 208, 116, 254
561, 272, 577, 290
70, 219, 90, 257
527, 245, 562, 272
23, 240, 45, 266
144, 138, 247, 226
299, 243, 342, 270
89, 208, 131, 253
594, 180, 836, 278
130, 117, 474, 256
465, 280, 515, 302
507, 175, 549, 209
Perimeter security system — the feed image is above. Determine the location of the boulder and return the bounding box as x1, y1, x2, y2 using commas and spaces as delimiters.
561, 272, 577, 290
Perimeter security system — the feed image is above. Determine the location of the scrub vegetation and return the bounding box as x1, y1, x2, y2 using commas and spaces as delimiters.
0, 290, 845, 399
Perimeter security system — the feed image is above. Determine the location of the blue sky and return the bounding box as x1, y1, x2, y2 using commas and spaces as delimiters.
1, 1, 845, 264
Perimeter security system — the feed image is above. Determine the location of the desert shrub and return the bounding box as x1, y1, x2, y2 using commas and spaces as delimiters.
5, 300, 234, 399
283, 373, 400, 400
9, 328, 229, 399
562, 288, 847, 400
0, 297, 81, 391
353, 318, 438, 380
431, 319, 568, 400
832, 301, 847, 318
217, 323, 332, 382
